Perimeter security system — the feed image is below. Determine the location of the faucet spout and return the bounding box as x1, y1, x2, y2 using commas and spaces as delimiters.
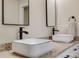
22, 31, 28, 34
19, 27, 28, 39
52, 27, 59, 35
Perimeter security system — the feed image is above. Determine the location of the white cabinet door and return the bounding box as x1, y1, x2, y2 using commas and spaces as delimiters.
56, 44, 79, 58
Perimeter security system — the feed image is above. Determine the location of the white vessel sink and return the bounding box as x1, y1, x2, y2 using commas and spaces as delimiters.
12, 38, 54, 57
52, 34, 74, 43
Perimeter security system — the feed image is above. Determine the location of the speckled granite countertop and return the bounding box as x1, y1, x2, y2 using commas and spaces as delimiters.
2, 38, 78, 58
40, 38, 79, 58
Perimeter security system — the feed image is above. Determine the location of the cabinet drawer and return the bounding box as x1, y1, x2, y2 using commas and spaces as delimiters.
57, 51, 74, 58
56, 44, 79, 58
68, 44, 78, 51
73, 54, 79, 58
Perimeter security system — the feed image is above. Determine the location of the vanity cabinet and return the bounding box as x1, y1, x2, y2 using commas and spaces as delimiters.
56, 44, 79, 58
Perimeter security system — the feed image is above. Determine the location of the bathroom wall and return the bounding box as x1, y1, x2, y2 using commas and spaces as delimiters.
0, 0, 52, 43
24, 0, 52, 39
0, 0, 19, 44
56, 0, 79, 36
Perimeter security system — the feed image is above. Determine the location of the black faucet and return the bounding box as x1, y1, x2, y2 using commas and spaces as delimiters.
19, 27, 28, 39
52, 27, 59, 35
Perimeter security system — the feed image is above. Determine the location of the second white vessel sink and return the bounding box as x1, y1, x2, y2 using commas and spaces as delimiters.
52, 34, 74, 43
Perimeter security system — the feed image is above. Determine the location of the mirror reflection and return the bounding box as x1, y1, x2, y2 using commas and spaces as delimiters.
46, 0, 56, 27
2, 0, 29, 26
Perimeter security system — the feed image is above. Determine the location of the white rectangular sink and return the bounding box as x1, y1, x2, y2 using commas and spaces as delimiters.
12, 38, 54, 57
52, 34, 74, 43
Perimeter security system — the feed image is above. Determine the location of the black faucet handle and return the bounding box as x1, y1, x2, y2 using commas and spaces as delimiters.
55, 30, 59, 31
53, 27, 59, 31
20, 27, 25, 29
52, 27, 59, 35
19, 27, 25, 31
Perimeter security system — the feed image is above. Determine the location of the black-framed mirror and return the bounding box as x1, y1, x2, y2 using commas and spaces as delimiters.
2, 0, 29, 26
46, 0, 56, 27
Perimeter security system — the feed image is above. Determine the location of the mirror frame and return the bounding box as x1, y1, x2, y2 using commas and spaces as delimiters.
2, 0, 29, 26
46, 0, 57, 27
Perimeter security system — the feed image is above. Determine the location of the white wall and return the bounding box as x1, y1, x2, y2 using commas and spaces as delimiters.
0, 0, 19, 43
0, 0, 52, 43
24, 0, 52, 38
56, 0, 79, 36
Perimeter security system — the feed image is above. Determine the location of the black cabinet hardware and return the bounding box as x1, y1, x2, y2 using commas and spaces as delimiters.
74, 48, 77, 51
64, 55, 70, 58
